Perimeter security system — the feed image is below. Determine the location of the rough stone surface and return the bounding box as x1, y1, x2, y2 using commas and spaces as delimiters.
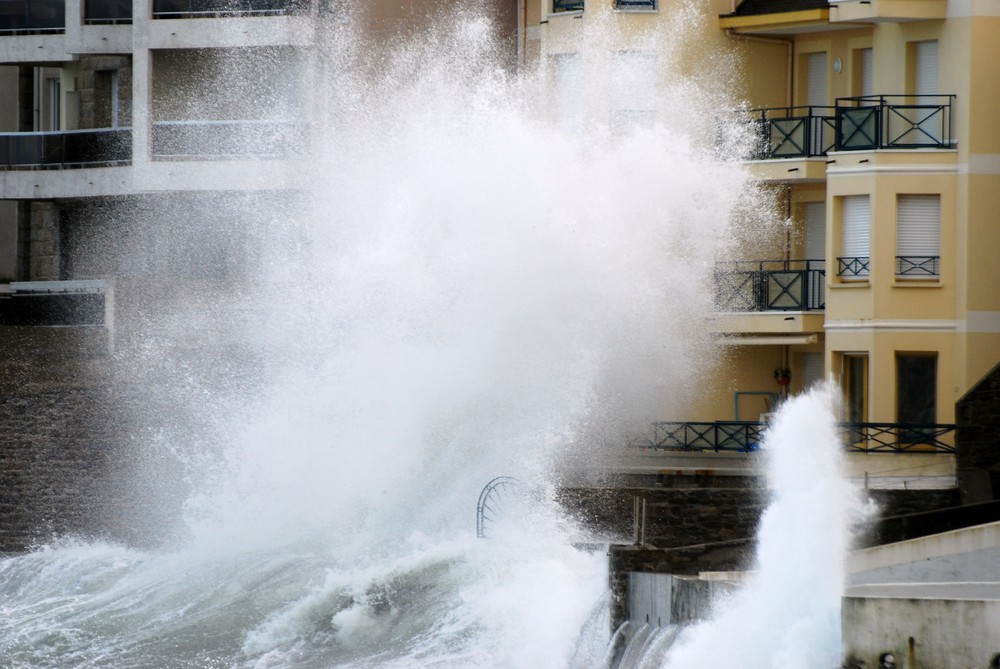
956, 360, 1000, 501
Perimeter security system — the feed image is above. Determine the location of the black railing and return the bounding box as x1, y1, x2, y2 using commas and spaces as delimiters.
552, 0, 584, 12
734, 95, 955, 160
896, 255, 939, 278
0, 129, 131, 168
639, 421, 955, 453
739, 106, 836, 159
0, 0, 64, 33
838, 256, 870, 278
152, 0, 306, 17
85, 0, 132, 23
837, 95, 955, 150
615, 0, 656, 8
152, 120, 304, 159
715, 259, 825, 311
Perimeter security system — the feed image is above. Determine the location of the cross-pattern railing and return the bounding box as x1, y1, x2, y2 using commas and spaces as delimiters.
0, 129, 131, 168
837, 95, 955, 150
0, 0, 64, 33
638, 421, 955, 453
715, 259, 825, 312
837, 256, 870, 279
732, 95, 955, 160
615, 0, 656, 9
896, 255, 939, 278
736, 106, 836, 159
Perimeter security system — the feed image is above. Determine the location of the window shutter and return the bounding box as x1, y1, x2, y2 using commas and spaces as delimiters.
842, 195, 870, 277
861, 48, 873, 97
552, 53, 582, 127
807, 52, 827, 107
915, 41, 938, 96
897, 194, 940, 276
804, 201, 826, 263
801, 352, 824, 390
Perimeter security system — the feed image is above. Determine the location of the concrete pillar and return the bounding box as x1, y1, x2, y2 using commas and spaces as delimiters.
131, 0, 152, 174
29, 202, 62, 281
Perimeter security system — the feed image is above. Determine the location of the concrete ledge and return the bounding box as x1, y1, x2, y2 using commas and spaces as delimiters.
848, 520, 1000, 575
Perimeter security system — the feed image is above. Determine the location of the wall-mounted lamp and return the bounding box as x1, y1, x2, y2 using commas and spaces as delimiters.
833, 57, 843, 74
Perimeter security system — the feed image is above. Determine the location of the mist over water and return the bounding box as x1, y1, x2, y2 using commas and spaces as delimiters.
650, 385, 865, 669
0, 6, 779, 668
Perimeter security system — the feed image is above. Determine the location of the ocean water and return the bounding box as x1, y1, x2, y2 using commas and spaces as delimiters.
0, 5, 817, 668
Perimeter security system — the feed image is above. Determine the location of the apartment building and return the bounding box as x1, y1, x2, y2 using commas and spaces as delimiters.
533, 0, 1000, 478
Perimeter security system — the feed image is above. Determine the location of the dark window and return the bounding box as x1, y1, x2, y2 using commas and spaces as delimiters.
897, 354, 936, 424
553, 0, 583, 12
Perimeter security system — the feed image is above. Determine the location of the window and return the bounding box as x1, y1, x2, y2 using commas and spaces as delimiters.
853, 47, 873, 97
48, 78, 61, 131
913, 40, 938, 96
839, 195, 870, 278
897, 353, 937, 445
553, 0, 584, 12
896, 194, 940, 278
806, 52, 827, 107
551, 53, 582, 127
610, 51, 657, 128
843, 353, 869, 445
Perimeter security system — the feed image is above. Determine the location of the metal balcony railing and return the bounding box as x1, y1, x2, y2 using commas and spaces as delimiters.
152, 120, 304, 159
837, 256, 870, 279
0, 129, 131, 169
715, 260, 825, 312
84, 0, 132, 23
737, 106, 837, 159
638, 421, 956, 454
837, 95, 955, 150
152, 0, 306, 17
896, 255, 939, 278
0, 0, 65, 33
732, 95, 955, 160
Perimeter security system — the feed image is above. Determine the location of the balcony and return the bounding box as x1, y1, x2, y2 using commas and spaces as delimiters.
152, 120, 304, 160
0, 0, 64, 34
715, 260, 825, 312
0, 129, 131, 169
84, 0, 132, 24
152, 0, 307, 18
735, 95, 955, 162
637, 421, 956, 454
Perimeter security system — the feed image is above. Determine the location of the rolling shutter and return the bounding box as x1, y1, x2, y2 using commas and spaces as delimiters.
860, 48, 873, 97
842, 195, 870, 277
804, 201, 826, 263
896, 194, 940, 276
915, 41, 938, 95
807, 52, 827, 107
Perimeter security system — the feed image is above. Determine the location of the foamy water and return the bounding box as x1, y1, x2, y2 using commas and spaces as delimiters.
0, 6, 773, 668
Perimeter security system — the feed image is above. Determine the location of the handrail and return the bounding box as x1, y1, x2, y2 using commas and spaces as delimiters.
715, 259, 825, 311
0, 128, 131, 169
152, 0, 305, 17
637, 421, 956, 453
730, 95, 956, 159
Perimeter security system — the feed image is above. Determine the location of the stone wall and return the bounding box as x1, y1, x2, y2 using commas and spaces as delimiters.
75, 56, 133, 130
0, 327, 118, 553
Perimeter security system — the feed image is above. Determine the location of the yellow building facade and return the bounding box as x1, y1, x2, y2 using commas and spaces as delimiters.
531, 0, 1000, 466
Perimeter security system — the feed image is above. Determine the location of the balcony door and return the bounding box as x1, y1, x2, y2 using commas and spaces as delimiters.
843, 354, 868, 424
